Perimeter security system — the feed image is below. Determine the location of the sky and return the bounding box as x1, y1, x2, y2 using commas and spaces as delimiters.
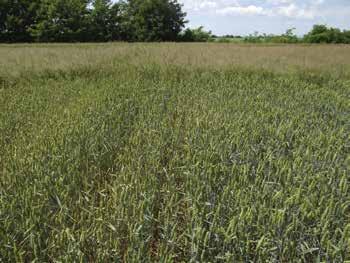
178, 0, 350, 36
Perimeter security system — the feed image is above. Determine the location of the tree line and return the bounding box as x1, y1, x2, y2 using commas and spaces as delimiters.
1, 0, 349, 43
178, 26, 350, 44
242, 25, 350, 44
0, 0, 187, 42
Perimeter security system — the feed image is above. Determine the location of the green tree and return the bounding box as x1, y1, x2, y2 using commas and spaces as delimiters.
30, 0, 90, 42
179, 26, 212, 42
0, 0, 41, 42
109, 2, 124, 40
124, 0, 187, 41
279, 28, 298, 43
304, 24, 345, 43
309, 24, 328, 35
89, 0, 123, 41
343, 30, 350, 44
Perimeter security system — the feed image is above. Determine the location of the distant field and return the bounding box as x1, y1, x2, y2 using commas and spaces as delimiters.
0, 43, 349, 262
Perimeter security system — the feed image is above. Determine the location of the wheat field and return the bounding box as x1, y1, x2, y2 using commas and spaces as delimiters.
0, 43, 349, 262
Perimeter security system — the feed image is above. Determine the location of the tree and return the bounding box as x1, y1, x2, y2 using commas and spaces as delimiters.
30, 0, 90, 42
109, 2, 124, 41
343, 30, 350, 44
89, 0, 123, 41
179, 26, 212, 42
279, 28, 298, 43
124, 0, 187, 41
304, 24, 345, 43
310, 24, 328, 35
0, 0, 41, 42
0, 0, 188, 42
90, 0, 112, 41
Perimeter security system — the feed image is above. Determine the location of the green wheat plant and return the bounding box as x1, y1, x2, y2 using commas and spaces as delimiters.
0, 43, 349, 262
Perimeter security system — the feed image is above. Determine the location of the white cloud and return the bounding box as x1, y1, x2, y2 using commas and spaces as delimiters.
217, 5, 266, 16
180, 0, 219, 12
267, 0, 294, 5
276, 4, 316, 19
179, 0, 324, 19
183, 0, 218, 11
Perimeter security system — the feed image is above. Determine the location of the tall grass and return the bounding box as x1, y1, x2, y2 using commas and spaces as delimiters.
0, 43, 349, 262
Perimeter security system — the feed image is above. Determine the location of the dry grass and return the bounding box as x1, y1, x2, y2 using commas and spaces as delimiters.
1, 43, 350, 78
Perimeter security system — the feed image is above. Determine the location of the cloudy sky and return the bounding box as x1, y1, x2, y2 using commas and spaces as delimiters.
178, 0, 350, 36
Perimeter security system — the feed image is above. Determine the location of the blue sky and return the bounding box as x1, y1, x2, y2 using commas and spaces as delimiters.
178, 0, 350, 36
